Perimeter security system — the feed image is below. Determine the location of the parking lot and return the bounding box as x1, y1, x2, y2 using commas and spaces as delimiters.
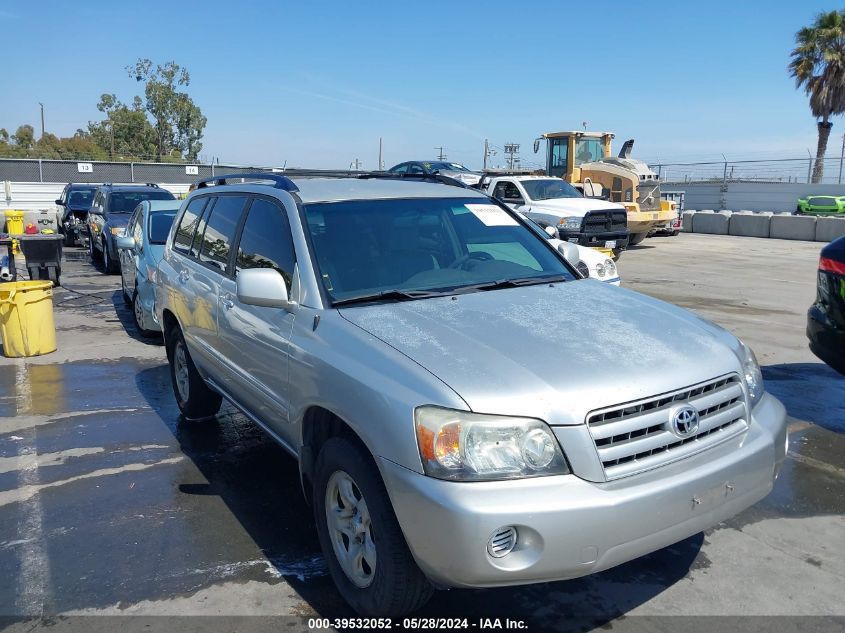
1, 233, 843, 630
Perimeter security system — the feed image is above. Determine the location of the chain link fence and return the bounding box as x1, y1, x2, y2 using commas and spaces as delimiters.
0, 158, 273, 184
649, 155, 845, 185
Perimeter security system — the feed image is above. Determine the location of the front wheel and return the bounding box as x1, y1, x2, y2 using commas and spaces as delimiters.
103, 239, 119, 274
166, 326, 222, 420
314, 437, 433, 616
133, 291, 159, 338
89, 232, 103, 262
628, 232, 647, 246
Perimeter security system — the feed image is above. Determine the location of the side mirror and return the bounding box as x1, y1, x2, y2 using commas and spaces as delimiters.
115, 236, 136, 250
533, 139, 540, 154
544, 225, 557, 237
55, 199, 64, 206
237, 268, 294, 309
557, 242, 580, 268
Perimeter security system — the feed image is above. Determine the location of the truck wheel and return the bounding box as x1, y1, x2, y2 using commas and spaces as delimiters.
314, 436, 433, 617
166, 325, 222, 420
628, 233, 647, 246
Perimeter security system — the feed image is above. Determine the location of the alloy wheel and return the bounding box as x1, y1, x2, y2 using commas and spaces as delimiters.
325, 470, 377, 588
173, 342, 190, 402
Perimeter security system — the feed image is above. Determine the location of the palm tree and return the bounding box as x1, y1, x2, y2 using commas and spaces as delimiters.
789, 9, 845, 183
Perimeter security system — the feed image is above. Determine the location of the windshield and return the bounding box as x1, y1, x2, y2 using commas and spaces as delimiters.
109, 191, 174, 214
426, 162, 470, 172
148, 211, 178, 245
67, 190, 95, 206
574, 138, 603, 166
520, 179, 582, 201
304, 197, 575, 303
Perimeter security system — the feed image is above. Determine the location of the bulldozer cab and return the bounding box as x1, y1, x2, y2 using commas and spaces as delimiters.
536, 131, 614, 180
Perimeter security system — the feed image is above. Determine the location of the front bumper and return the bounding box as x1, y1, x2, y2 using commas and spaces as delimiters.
381, 392, 786, 589
559, 229, 629, 249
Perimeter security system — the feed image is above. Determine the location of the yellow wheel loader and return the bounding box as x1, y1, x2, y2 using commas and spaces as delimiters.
534, 131, 676, 245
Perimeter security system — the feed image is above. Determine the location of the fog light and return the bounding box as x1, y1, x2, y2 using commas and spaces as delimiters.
487, 526, 518, 558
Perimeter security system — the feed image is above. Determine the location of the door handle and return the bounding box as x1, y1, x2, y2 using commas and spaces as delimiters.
178, 270, 189, 284
220, 294, 234, 310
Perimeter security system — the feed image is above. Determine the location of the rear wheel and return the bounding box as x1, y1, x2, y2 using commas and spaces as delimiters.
314, 437, 433, 616
166, 325, 222, 420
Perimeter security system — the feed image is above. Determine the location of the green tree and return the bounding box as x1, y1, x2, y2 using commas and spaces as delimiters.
789, 9, 845, 183
12, 124, 35, 150
87, 93, 157, 159
128, 59, 206, 160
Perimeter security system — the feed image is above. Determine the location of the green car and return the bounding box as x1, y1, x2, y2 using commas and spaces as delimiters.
796, 195, 845, 216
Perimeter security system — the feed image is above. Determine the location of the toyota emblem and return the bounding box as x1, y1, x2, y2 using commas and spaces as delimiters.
670, 405, 700, 437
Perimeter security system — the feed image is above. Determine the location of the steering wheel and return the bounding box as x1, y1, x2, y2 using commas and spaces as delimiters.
449, 251, 494, 270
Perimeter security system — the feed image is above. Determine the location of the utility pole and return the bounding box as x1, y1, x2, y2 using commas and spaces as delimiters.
434, 146, 446, 160
350, 158, 362, 171
504, 143, 520, 170
378, 137, 384, 171
38, 102, 45, 139
106, 120, 115, 157
482, 139, 496, 170
839, 134, 845, 184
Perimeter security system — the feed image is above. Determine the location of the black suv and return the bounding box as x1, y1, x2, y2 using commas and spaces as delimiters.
55, 183, 98, 246
88, 183, 176, 273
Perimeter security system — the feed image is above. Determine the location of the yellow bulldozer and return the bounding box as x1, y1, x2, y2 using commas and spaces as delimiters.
534, 131, 677, 245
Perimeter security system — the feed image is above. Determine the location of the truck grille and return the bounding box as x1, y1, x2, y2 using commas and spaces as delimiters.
583, 210, 627, 233
586, 374, 748, 480
808, 197, 835, 207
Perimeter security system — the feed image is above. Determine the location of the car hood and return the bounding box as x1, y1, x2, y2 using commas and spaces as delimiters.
525, 197, 626, 214
339, 282, 743, 425
440, 170, 482, 184
107, 215, 131, 228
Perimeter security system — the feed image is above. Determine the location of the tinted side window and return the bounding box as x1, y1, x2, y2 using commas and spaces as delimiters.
198, 195, 247, 272
173, 197, 208, 253
190, 198, 213, 258
236, 198, 296, 289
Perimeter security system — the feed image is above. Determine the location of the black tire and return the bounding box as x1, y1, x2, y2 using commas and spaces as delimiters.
89, 233, 103, 262
670, 229, 680, 237
63, 229, 74, 247
103, 239, 119, 274
166, 325, 222, 420
120, 274, 131, 306
628, 232, 647, 246
314, 436, 433, 617
133, 292, 159, 338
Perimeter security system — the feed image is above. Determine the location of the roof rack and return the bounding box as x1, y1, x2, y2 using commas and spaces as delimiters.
194, 172, 299, 192
356, 172, 470, 189
145, 183, 160, 188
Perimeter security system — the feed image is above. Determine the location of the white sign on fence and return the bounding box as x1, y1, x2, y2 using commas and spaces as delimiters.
77, 163, 93, 173
185, 165, 199, 175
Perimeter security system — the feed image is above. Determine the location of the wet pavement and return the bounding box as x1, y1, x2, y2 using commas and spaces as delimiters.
1, 235, 844, 631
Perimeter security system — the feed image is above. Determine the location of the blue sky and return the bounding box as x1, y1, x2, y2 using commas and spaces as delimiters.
0, 0, 838, 168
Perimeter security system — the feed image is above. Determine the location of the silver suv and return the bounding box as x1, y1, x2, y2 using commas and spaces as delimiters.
156, 173, 788, 616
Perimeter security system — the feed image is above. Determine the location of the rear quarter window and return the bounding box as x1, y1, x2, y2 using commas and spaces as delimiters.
173, 197, 208, 253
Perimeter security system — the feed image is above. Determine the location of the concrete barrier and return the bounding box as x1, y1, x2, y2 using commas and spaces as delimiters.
769, 214, 817, 241
729, 211, 772, 238
815, 216, 845, 242
682, 211, 695, 232
692, 211, 731, 235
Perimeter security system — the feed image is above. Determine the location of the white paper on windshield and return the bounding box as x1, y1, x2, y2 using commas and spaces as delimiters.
465, 204, 518, 227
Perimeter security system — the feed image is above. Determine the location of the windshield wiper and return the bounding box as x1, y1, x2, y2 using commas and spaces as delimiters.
333, 289, 446, 307
456, 275, 569, 292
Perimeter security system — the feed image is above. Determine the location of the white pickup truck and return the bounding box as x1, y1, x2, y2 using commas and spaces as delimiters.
480, 174, 630, 258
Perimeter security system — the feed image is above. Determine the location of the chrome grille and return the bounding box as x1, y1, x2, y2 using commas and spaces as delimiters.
586, 375, 748, 480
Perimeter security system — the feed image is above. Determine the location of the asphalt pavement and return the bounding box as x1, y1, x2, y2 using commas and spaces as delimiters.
0, 234, 843, 632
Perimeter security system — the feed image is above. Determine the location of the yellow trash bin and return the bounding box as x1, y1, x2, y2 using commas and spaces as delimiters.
4, 210, 25, 235
0, 280, 57, 357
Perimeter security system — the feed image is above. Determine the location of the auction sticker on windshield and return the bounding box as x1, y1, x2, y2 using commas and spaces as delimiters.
465, 204, 519, 227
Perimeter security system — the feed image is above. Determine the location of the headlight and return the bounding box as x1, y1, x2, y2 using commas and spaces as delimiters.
558, 216, 582, 230
111, 227, 126, 236
740, 342, 764, 406
604, 259, 616, 274
595, 263, 606, 277
415, 406, 569, 481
